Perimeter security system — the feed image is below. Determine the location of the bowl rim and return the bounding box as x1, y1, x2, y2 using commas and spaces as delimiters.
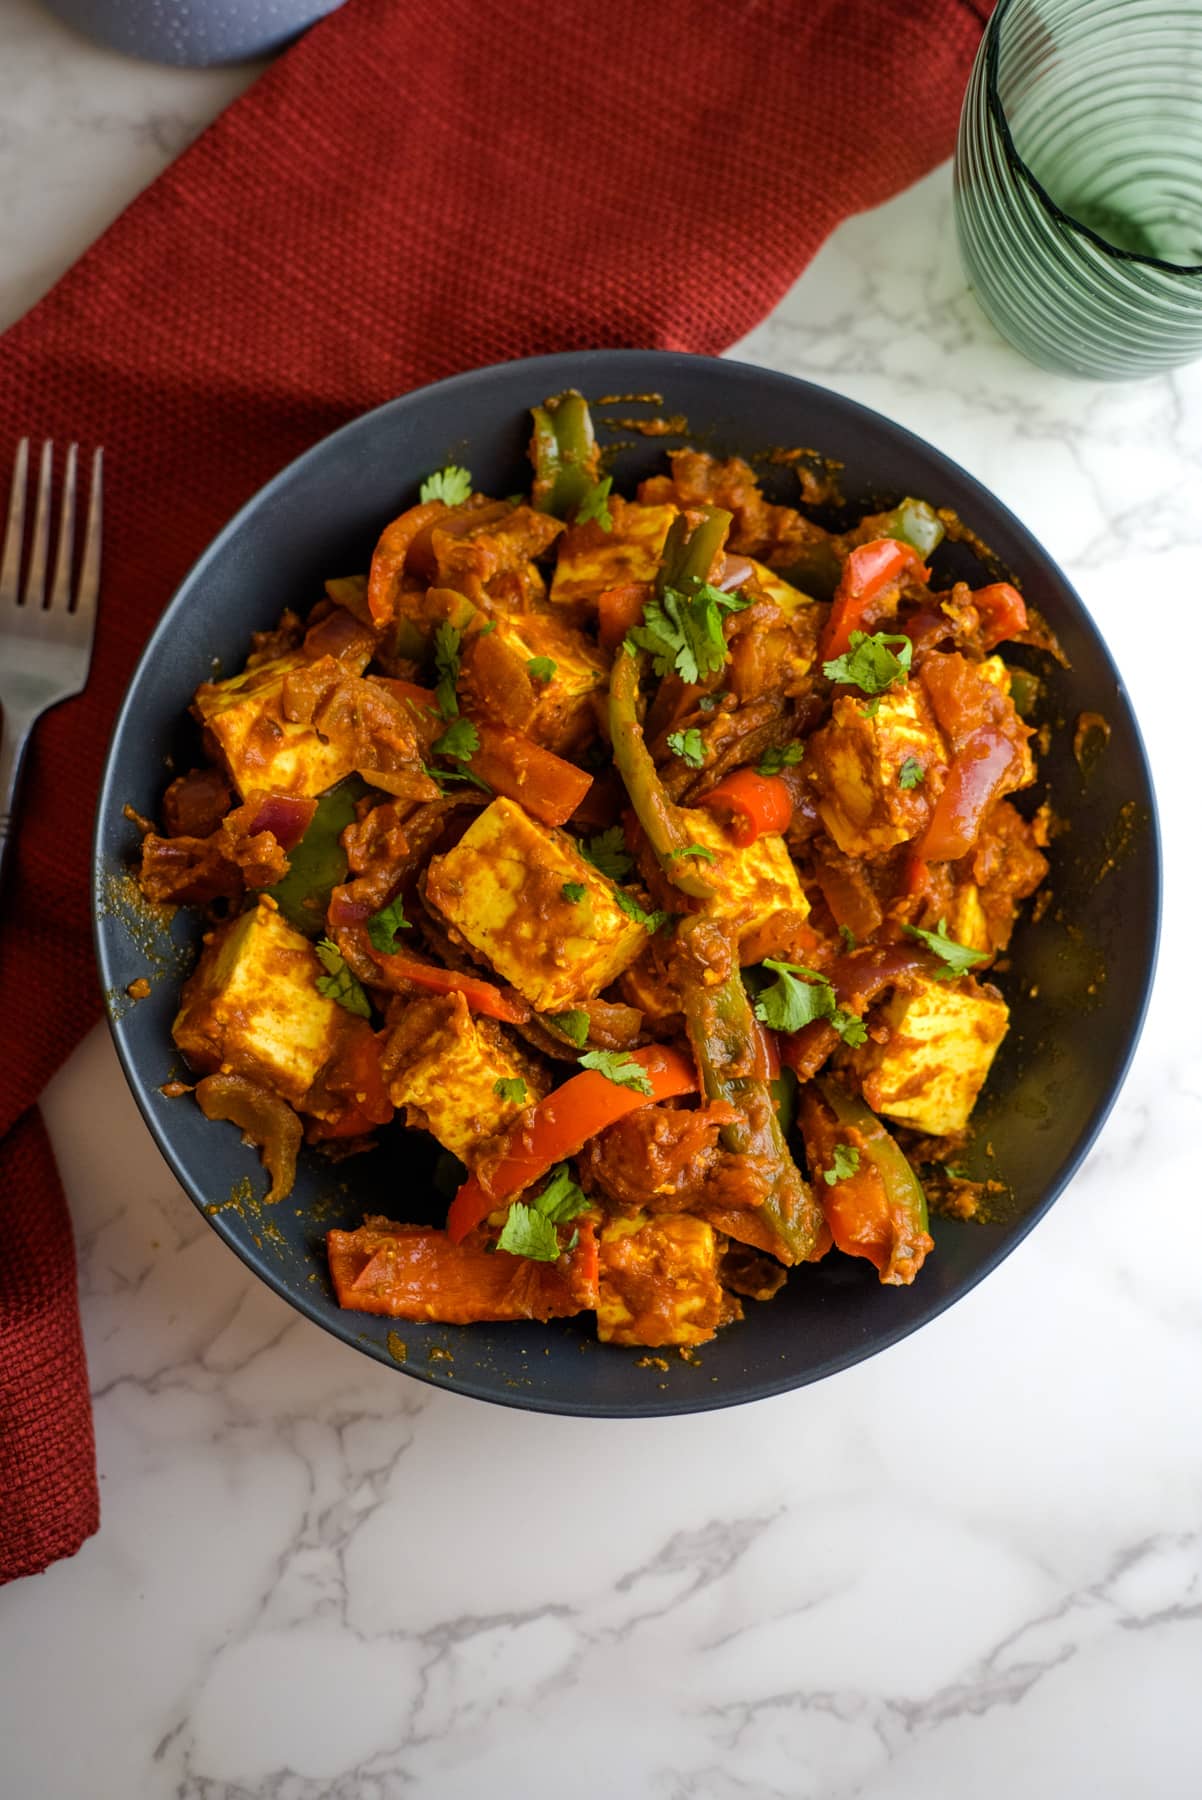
92, 347, 1163, 1414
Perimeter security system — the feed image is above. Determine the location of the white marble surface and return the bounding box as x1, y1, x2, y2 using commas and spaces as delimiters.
3, 4, 1202, 1795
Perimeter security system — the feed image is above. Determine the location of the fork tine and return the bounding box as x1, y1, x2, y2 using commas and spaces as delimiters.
48, 443, 78, 612
21, 440, 53, 610
75, 447, 103, 625
0, 438, 29, 607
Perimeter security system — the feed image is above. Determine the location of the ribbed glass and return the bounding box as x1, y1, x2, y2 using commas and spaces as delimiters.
954, 0, 1202, 378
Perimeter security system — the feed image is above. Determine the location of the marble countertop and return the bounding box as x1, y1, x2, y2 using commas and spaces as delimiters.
3, 4, 1201, 1796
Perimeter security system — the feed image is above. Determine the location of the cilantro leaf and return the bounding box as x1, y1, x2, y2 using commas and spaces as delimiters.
432, 622, 462, 721
838, 925, 857, 952
666, 727, 705, 769
898, 756, 925, 789
549, 1009, 590, 1047
422, 762, 493, 794
366, 896, 411, 955
493, 1077, 528, 1105
698, 691, 726, 714
614, 889, 669, 934
752, 959, 865, 1045
668, 843, 717, 863
902, 916, 989, 981
527, 656, 557, 684
757, 742, 805, 776
626, 578, 750, 685
431, 717, 480, 764
561, 882, 587, 903
578, 826, 633, 882
578, 1050, 654, 1095
420, 464, 472, 506
535, 1163, 590, 1224
575, 477, 613, 531
824, 1144, 861, 1187
822, 630, 913, 696
314, 938, 371, 1018
496, 1202, 561, 1262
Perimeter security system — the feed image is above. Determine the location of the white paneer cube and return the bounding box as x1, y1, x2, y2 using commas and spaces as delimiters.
173, 899, 342, 1105
382, 991, 546, 1164
676, 806, 810, 950
808, 688, 947, 857
597, 1213, 726, 1347
549, 498, 679, 614
424, 797, 648, 1012
194, 652, 358, 799
852, 972, 1009, 1136
460, 611, 607, 755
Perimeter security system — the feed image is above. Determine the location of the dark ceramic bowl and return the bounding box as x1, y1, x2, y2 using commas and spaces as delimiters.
94, 351, 1159, 1414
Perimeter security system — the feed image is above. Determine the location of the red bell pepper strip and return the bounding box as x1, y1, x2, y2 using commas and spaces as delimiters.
447, 1045, 697, 1242
820, 538, 930, 663
366, 500, 447, 628
914, 727, 1017, 865
374, 679, 591, 828
972, 582, 1028, 651
697, 768, 793, 847
307, 1020, 395, 1140
597, 581, 650, 653
365, 942, 530, 1025
799, 1079, 932, 1285
328, 1217, 599, 1321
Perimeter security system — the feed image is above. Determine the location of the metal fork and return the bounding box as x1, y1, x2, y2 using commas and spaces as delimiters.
0, 440, 103, 892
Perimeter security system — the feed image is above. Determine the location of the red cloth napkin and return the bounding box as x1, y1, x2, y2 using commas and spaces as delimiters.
0, 0, 990, 1582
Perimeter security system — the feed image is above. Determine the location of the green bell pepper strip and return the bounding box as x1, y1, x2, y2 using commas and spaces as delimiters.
655, 505, 731, 597
678, 950, 824, 1265
811, 1077, 931, 1284
529, 391, 602, 519
266, 776, 368, 934
876, 497, 946, 559
608, 649, 716, 902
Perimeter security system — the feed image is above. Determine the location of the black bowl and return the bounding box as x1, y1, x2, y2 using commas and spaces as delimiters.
93, 351, 1159, 1415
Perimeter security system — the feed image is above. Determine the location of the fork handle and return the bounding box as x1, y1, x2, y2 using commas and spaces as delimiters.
0, 707, 35, 900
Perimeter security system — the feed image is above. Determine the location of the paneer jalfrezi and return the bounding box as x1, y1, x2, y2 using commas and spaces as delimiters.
139, 393, 1051, 1349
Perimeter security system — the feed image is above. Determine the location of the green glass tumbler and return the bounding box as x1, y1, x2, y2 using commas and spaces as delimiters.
954, 0, 1202, 378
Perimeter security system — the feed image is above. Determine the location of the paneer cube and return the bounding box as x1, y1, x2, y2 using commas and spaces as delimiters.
597, 1213, 726, 1347
173, 899, 342, 1106
945, 880, 992, 957
549, 498, 678, 614
808, 688, 947, 857
424, 797, 648, 1012
851, 973, 1009, 1136
745, 559, 814, 616
460, 610, 607, 755
675, 806, 810, 951
194, 652, 358, 799
381, 990, 546, 1164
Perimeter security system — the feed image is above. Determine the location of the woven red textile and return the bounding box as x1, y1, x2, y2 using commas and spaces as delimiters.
0, 0, 990, 1581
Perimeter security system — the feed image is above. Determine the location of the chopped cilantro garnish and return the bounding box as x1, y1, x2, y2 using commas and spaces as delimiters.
527, 656, 557, 684
666, 727, 705, 769
420, 464, 472, 506
549, 1009, 590, 1047
495, 1162, 590, 1262
901, 916, 989, 981
898, 756, 925, 789
838, 924, 858, 952
422, 762, 493, 794
614, 889, 669, 934
561, 882, 587, 904
366, 896, 411, 955
314, 938, 371, 1019
493, 1077, 528, 1105
578, 1050, 654, 1095
668, 843, 717, 863
823, 630, 913, 696
824, 1144, 861, 1187
752, 959, 866, 1045
625, 578, 750, 685
432, 622, 462, 721
757, 742, 805, 776
698, 691, 726, 714
575, 477, 613, 530
578, 826, 633, 882
431, 717, 480, 764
